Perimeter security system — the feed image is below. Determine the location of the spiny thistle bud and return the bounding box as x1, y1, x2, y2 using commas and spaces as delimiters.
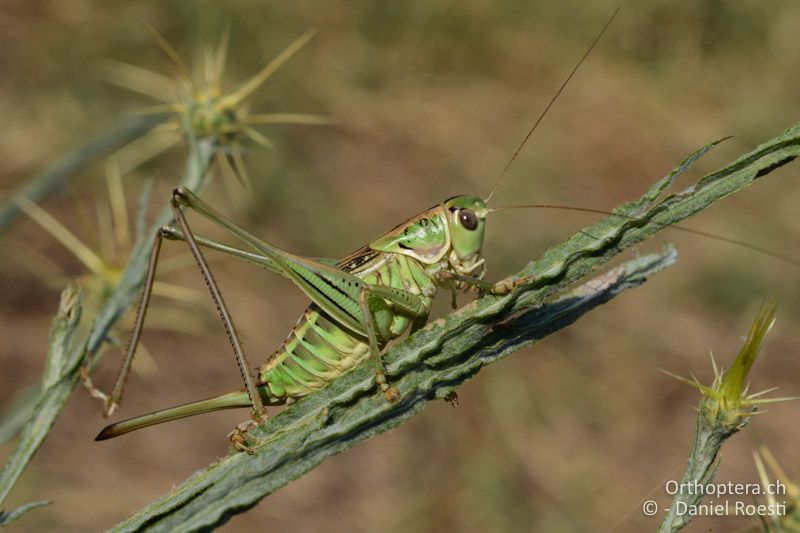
663, 297, 793, 435
105, 25, 330, 192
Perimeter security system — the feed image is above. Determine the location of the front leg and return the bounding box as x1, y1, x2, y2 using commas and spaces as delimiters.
438, 270, 531, 296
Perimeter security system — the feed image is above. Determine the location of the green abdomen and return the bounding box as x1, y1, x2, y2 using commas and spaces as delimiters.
258, 253, 436, 399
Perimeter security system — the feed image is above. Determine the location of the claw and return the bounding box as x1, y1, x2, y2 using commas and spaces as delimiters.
103, 400, 118, 418
80, 365, 116, 416
383, 386, 401, 402
228, 419, 258, 454
229, 429, 257, 454
513, 275, 532, 288
228, 409, 268, 454
490, 275, 532, 295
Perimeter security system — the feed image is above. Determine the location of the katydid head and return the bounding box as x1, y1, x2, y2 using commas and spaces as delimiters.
443, 195, 488, 275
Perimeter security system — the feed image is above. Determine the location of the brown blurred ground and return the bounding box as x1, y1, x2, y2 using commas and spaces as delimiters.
1, 1, 799, 531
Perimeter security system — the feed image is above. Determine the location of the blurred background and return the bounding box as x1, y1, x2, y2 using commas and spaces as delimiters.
1, 0, 798, 531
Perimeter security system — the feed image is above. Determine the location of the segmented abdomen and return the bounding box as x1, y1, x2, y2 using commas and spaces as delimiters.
258, 253, 436, 399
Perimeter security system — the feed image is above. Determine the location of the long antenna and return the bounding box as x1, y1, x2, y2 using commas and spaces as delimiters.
485, 6, 621, 203
488, 203, 800, 267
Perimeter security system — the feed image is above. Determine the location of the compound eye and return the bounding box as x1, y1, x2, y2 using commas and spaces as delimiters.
459, 209, 478, 231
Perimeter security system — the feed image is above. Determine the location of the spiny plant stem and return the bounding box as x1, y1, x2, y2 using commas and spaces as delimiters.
0, 131, 215, 522
657, 410, 736, 533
